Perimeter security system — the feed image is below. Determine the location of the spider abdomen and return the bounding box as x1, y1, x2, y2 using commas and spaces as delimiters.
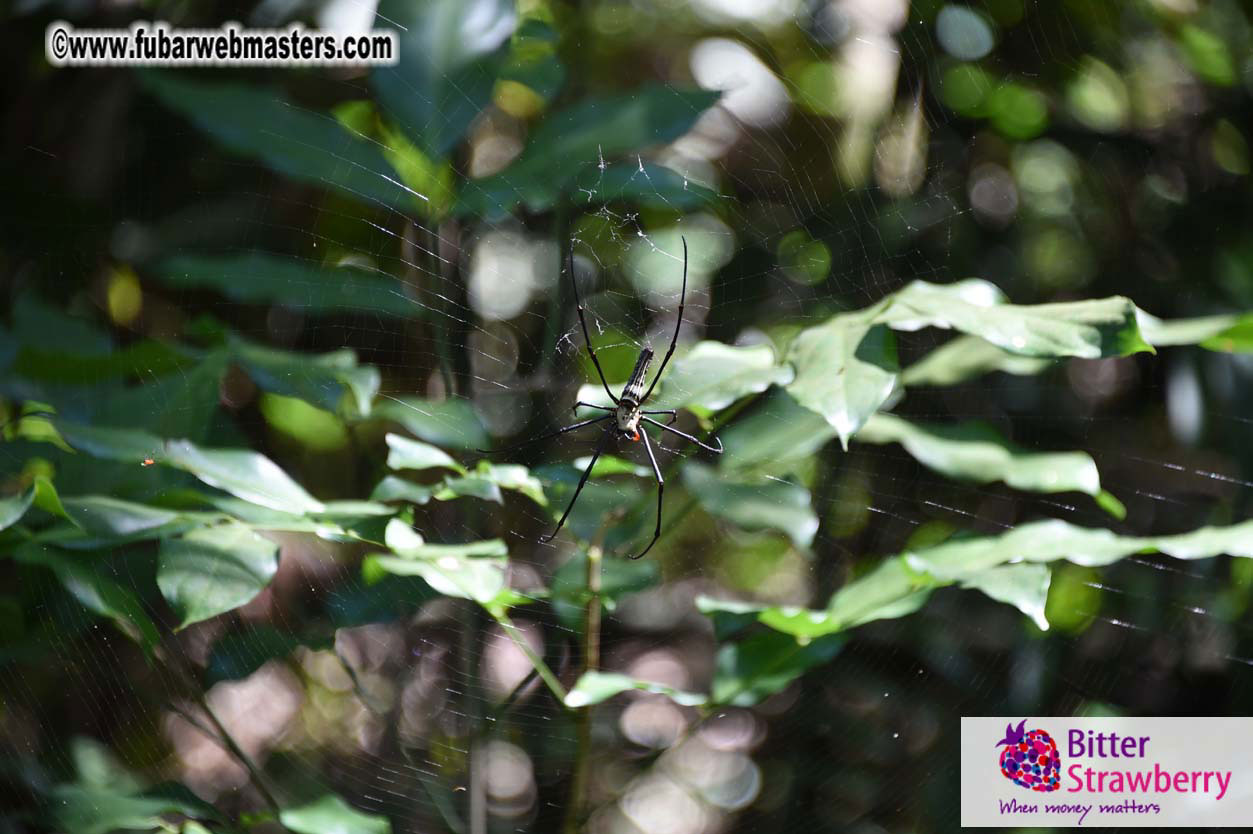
620, 347, 654, 404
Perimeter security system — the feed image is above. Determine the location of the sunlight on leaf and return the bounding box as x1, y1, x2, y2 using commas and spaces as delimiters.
649, 341, 794, 412
385, 434, 467, 474
565, 670, 707, 708
785, 308, 898, 449
280, 793, 391, 834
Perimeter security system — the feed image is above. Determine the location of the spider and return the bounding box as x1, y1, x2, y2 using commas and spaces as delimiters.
484, 237, 722, 559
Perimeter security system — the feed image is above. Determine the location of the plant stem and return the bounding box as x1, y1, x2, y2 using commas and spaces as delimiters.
491, 612, 568, 703
562, 544, 603, 834
155, 647, 286, 825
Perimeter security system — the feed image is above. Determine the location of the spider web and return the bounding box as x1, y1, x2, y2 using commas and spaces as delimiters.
4, 1, 1253, 833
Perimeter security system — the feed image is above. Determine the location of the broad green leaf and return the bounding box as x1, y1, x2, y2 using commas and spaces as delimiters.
460, 86, 722, 216
15, 543, 160, 653
700, 517, 1253, 640
154, 253, 420, 318
373, 0, 516, 161
0, 484, 35, 532
900, 335, 1054, 387
433, 475, 502, 503
232, 338, 380, 418
157, 524, 280, 629
69, 736, 145, 794
648, 341, 794, 412
140, 72, 408, 208
1136, 309, 1240, 347
570, 162, 720, 210
718, 389, 837, 471
1202, 317, 1253, 352
54, 421, 163, 463
365, 519, 507, 604
48, 784, 216, 834
785, 309, 898, 448
711, 630, 845, 706
682, 463, 818, 548
856, 412, 1104, 498
164, 440, 325, 514
473, 462, 547, 506
14, 340, 193, 384
280, 793, 391, 834
385, 434, 466, 474
60, 497, 182, 538
373, 396, 489, 450
565, 671, 707, 708
880, 280, 1153, 358
51, 423, 324, 515
962, 563, 1052, 630
370, 476, 434, 505
572, 454, 651, 478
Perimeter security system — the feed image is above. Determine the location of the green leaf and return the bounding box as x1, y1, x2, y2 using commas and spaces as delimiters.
433, 475, 502, 503
60, 497, 183, 538
0, 485, 35, 532
280, 793, 391, 834
648, 341, 794, 412
564, 670, 707, 708
570, 162, 720, 210
370, 476, 434, 505
48, 784, 216, 834
372, 396, 489, 450
472, 461, 547, 506
961, 563, 1052, 630
140, 72, 408, 208
682, 462, 818, 548
900, 335, 1055, 387
54, 421, 163, 463
385, 434, 467, 474
232, 338, 380, 418
51, 422, 325, 515
718, 389, 837, 471
15, 543, 161, 654
701, 517, 1253, 640
157, 524, 280, 629
785, 309, 898, 448
856, 412, 1104, 498
364, 519, 507, 604
153, 253, 420, 318
372, 0, 516, 161
1136, 309, 1241, 347
460, 86, 722, 216
164, 440, 326, 515
14, 340, 194, 385
880, 280, 1154, 358
711, 630, 845, 706
1201, 317, 1253, 353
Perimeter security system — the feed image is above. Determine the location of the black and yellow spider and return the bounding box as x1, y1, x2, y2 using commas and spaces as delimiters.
486, 237, 722, 559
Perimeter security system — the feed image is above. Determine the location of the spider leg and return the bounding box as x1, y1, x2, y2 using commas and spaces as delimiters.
540, 429, 611, 544
640, 416, 722, 454
569, 244, 619, 405
631, 429, 664, 560
476, 415, 610, 455
642, 409, 678, 425
573, 401, 613, 415
639, 235, 686, 404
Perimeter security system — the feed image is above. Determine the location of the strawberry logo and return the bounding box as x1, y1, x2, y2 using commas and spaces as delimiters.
996, 719, 1060, 792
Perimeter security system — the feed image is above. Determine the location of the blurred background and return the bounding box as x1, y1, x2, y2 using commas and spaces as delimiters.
3, 0, 1253, 832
